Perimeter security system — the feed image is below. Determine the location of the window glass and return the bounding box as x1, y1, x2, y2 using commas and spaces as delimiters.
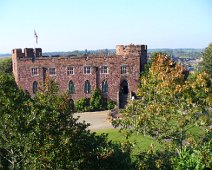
84, 66, 91, 74
67, 66, 74, 75
49, 68, 56, 75
100, 66, 108, 74
121, 65, 127, 74
102, 80, 108, 93
32, 67, 39, 76
84, 80, 91, 93
69, 80, 75, 94
33, 81, 38, 94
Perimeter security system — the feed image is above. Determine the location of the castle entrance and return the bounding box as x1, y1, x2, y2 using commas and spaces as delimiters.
119, 80, 129, 108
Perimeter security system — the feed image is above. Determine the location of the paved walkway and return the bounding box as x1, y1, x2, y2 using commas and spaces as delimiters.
74, 110, 114, 131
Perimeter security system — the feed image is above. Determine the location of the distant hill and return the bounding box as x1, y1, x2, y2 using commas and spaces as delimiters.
0, 48, 203, 72
43, 49, 116, 56
0, 48, 203, 59
148, 48, 203, 59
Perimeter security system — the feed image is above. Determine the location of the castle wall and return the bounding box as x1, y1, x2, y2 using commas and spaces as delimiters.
12, 44, 147, 103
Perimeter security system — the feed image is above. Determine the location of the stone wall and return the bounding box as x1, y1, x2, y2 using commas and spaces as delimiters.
12, 44, 147, 103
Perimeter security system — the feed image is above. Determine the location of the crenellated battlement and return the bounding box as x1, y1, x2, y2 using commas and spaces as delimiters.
12, 44, 148, 107
12, 48, 42, 59
116, 44, 147, 56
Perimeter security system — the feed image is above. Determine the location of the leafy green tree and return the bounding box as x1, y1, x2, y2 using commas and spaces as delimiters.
114, 54, 211, 153
0, 77, 131, 169
0, 73, 31, 169
200, 43, 212, 77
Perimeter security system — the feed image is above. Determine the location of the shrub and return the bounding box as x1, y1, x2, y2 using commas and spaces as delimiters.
75, 98, 89, 112
173, 142, 212, 170
107, 99, 115, 110
75, 90, 116, 112
134, 149, 173, 170
90, 89, 103, 111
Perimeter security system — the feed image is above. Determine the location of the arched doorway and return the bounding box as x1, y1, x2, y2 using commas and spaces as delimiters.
119, 80, 129, 108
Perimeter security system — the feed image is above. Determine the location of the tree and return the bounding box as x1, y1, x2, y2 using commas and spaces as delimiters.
113, 54, 211, 169
0, 77, 131, 169
0, 73, 31, 169
114, 54, 211, 151
200, 43, 212, 77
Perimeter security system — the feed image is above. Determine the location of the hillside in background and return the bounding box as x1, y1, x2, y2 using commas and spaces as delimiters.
0, 54, 11, 58
148, 48, 203, 71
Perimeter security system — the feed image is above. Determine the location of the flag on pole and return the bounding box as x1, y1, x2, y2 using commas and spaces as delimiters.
34, 30, 38, 44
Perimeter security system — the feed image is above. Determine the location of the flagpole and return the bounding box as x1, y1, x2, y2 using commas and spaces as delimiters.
34, 29, 38, 48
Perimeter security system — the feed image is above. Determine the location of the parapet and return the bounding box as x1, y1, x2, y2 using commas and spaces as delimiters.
12, 48, 25, 58
116, 44, 147, 56
12, 48, 42, 59
24, 48, 34, 58
35, 48, 42, 57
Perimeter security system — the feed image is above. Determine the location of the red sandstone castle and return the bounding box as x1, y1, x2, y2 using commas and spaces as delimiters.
12, 44, 147, 108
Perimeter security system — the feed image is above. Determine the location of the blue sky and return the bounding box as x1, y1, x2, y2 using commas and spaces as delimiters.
0, 0, 211, 53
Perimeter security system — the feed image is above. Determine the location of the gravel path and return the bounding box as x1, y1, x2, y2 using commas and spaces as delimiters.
74, 110, 114, 131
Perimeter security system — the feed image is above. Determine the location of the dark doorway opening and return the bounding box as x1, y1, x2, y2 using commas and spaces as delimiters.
120, 80, 128, 94
119, 80, 129, 108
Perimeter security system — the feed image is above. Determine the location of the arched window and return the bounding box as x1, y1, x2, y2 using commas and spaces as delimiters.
69, 80, 75, 94
102, 80, 108, 93
84, 80, 91, 94
33, 81, 38, 94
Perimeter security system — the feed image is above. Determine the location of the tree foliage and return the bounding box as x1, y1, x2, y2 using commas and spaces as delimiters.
0, 77, 131, 169
75, 89, 116, 112
90, 89, 104, 111
200, 43, 212, 77
173, 140, 212, 170
0, 73, 31, 169
113, 54, 211, 168
75, 97, 89, 112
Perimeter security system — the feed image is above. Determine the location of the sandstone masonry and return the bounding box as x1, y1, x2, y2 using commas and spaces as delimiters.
12, 44, 147, 108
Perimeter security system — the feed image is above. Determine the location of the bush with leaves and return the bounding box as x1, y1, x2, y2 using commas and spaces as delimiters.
134, 149, 174, 170
107, 99, 116, 110
75, 89, 116, 112
172, 142, 212, 170
75, 97, 90, 112
90, 89, 104, 111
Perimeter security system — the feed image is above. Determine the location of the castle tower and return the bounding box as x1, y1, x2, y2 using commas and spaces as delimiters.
116, 44, 147, 72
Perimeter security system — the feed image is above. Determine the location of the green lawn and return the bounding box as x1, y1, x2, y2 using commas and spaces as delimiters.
96, 126, 205, 157
96, 128, 163, 156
